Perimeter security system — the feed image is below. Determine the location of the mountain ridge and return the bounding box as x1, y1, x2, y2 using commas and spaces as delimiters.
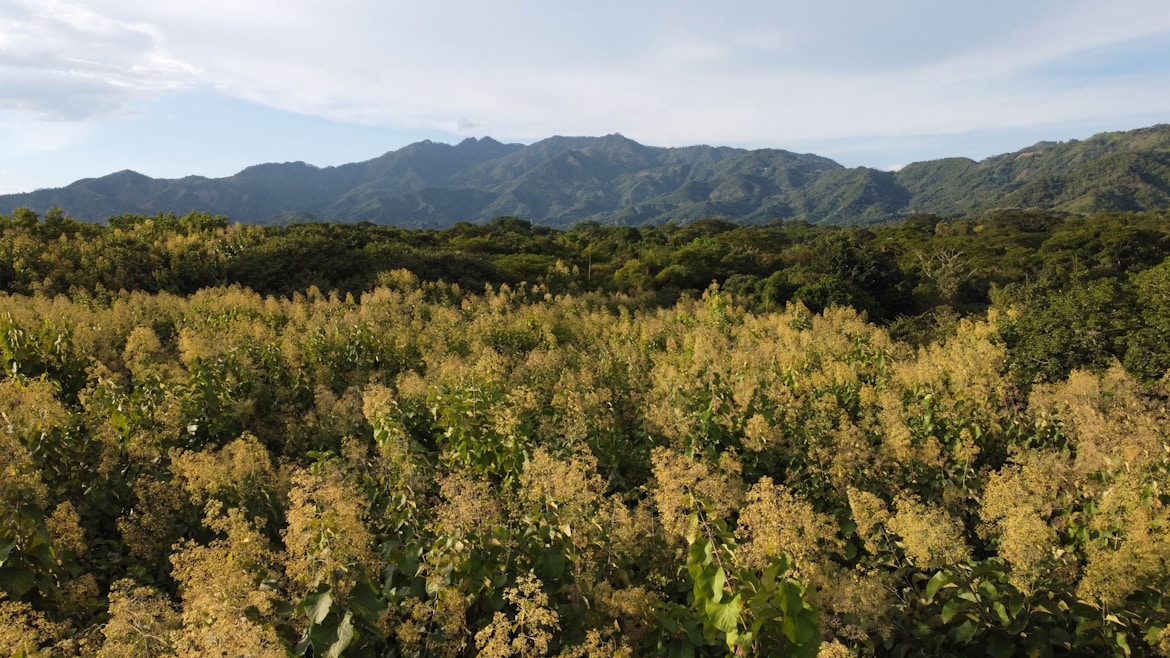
4, 125, 1170, 227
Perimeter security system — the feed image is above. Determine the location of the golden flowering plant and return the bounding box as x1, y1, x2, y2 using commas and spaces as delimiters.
1, 277, 1170, 656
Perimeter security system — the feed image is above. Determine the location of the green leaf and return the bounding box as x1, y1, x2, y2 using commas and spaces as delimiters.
705, 593, 741, 634
924, 570, 950, 601
992, 600, 1011, 626
542, 547, 566, 579
708, 566, 726, 604
761, 561, 780, 588
689, 535, 714, 567
777, 582, 819, 646
910, 620, 933, 638
775, 580, 797, 615
1008, 592, 1026, 619
681, 618, 705, 646
0, 539, 15, 567
0, 567, 35, 598
1049, 627, 1072, 647
793, 611, 820, 646
302, 584, 333, 625
979, 579, 999, 600
1075, 618, 1102, 636
692, 568, 716, 602
969, 562, 1003, 579
953, 619, 979, 643
941, 597, 965, 624
324, 611, 355, 658
660, 613, 678, 634
347, 579, 384, 625
1114, 632, 1131, 657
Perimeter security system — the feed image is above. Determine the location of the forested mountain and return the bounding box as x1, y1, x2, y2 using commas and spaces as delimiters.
4, 125, 1170, 226
897, 124, 1170, 215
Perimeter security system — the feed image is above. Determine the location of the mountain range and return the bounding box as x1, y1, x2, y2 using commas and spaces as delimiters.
4, 125, 1170, 227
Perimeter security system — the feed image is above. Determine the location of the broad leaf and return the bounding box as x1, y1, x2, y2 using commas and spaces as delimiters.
0, 539, 15, 567
953, 619, 979, 643
941, 597, 965, 624
303, 584, 334, 625
924, 570, 950, 601
705, 593, 741, 634
324, 611, 355, 658
0, 567, 34, 598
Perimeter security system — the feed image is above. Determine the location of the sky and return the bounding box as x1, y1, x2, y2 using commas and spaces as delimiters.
2, 0, 1170, 194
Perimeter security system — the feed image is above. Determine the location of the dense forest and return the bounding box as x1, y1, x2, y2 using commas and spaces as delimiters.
3, 124, 1169, 227
3, 205, 1170, 656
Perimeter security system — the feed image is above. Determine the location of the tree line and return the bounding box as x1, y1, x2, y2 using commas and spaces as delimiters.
4, 205, 1170, 386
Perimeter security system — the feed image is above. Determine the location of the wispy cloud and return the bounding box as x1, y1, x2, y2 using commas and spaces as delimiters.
7, 0, 1170, 135
0, 0, 196, 120
2, 0, 1169, 192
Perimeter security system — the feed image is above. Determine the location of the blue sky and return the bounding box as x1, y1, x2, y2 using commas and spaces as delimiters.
2, 0, 1170, 194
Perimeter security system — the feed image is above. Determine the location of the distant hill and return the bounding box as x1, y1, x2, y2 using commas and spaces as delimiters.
4, 125, 1170, 227
896, 124, 1170, 216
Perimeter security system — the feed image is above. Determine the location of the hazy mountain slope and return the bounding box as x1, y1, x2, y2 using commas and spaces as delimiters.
3, 125, 1170, 227
896, 124, 1170, 216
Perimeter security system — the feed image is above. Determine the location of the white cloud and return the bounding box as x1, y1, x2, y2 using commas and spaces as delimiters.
13, 0, 1165, 134
3, 0, 1170, 189
0, 0, 197, 120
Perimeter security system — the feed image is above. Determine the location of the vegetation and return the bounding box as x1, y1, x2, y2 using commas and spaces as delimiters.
3, 124, 1170, 227
2, 204, 1170, 656
4, 205, 1170, 385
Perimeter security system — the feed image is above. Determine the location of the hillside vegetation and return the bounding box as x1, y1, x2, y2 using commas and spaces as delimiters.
2, 206, 1170, 655
4, 205, 1170, 383
3, 125, 1170, 227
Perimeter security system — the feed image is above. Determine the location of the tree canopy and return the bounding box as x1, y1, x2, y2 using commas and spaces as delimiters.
2, 206, 1170, 655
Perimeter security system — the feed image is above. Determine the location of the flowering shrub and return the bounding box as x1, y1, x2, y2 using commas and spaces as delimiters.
0, 281, 1168, 656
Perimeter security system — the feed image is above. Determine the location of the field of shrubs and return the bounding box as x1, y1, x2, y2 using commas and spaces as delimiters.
2, 272, 1169, 656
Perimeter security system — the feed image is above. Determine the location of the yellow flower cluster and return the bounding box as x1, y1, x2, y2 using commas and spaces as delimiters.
2, 277, 1170, 655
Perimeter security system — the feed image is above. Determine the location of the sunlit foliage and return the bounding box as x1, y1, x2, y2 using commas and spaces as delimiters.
1, 206, 1170, 655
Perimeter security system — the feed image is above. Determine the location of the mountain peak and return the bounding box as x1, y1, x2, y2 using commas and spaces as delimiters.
457, 136, 498, 146
105, 169, 150, 180
3, 125, 1169, 227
